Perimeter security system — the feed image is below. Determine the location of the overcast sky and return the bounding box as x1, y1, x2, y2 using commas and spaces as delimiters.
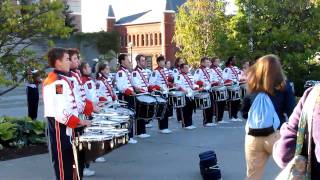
81, 0, 237, 32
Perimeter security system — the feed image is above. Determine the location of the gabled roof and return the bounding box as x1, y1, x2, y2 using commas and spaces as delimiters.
116, 10, 152, 25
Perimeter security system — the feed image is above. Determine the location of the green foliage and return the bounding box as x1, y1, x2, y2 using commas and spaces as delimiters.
74, 31, 120, 56
0, 116, 46, 148
0, 0, 72, 92
174, 0, 228, 66
223, 0, 320, 95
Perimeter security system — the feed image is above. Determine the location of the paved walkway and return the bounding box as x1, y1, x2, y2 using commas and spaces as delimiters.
0, 87, 280, 180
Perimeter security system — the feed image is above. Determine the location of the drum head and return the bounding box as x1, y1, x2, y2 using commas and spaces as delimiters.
155, 96, 166, 103
227, 85, 240, 90
79, 134, 113, 141
195, 92, 210, 98
169, 91, 185, 96
92, 120, 120, 126
136, 95, 156, 104
84, 126, 115, 133
115, 107, 135, 116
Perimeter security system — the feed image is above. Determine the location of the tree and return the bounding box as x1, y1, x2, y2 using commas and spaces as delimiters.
224, 0, 320, 95
174, 0, 228, 66
0, 0, 72, 96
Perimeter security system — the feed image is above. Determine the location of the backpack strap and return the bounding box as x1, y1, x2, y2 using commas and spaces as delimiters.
294, 85, 320, 177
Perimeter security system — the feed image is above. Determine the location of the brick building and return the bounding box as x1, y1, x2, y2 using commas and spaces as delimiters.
105, 1, 186, 68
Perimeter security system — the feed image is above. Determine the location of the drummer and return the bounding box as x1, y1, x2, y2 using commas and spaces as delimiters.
149, 56, 173, 134
131, 54, 151, 138
115, 54, 138, 144
194, 57, 218, 127
79, 62, 99, 105
172, 57, 185, 123
175, 63, 199, 129
95, 62, 118, 102
43, 48, 91, 180
211, 57, 228, 123
223, 56, 242, 122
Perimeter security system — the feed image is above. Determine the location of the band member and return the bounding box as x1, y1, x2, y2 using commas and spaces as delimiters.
43, 48, 91, 180
95, 63, 118, 102
223, 56, 242, 121
115, 54, 138, 144
68, 48, 95, 116
211, 57, 228, 123
172, 57, 185, 122
194, 57, 218, 126
175, 63, 198, 129
79, 62, 107, 166
149, 56, 173, 134
164, 60, 174, 119
79, 62, 99, 105
131, 54, 151, 138
26, 67, 42, 120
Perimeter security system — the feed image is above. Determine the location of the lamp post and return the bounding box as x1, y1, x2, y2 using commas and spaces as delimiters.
128, 42, 133, 62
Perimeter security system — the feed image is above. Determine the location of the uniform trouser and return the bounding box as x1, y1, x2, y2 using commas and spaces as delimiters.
245, 132, 280, 180
158, 102, 170, 130
121, 94, 135, 138
181, 98, 194, 127
26, 86, 39, 120
47, 117, 78, 180
74, 126, 86, 178
228, 100, 240, 119
176, 108, 182, 122
215, 101, 226, 122
203, 94, 214, 124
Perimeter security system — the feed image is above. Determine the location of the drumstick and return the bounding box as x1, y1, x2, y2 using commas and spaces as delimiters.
72, 140, 81, 180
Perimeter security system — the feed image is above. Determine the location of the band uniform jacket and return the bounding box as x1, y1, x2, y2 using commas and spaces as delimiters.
131, 66, 149, 93
149, 67, 172, 91
81, 75, 99, 104
176, 72, 198, 93
96, 73, 117, 102
194, 66, 218, 89
223, 65, 241, 82
211, 66, 226, 84
115, 66, 134, 96
70, 70, 93, 116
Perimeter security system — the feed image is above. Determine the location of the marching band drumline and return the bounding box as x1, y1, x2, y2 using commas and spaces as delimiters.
43, 48, 248, 179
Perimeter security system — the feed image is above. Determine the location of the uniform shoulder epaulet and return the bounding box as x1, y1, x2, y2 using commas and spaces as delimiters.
87, 82, 92, 89
224, 68, 228, 73
177, 75, 181, 80
196, 69, 200, 74
118, 72, 122, 77
132, 72, 137, 77
152, 71, 156, 77
43, 72, 58, 86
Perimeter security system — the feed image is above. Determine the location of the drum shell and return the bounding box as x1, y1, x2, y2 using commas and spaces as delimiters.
239, 83, 247, 99
194, 93, 211, 110
168, 91, 186, 108
211, 86, 228, 102
154, 96, 167, 119
227, 85, 241, 101
135, 95, 157, 120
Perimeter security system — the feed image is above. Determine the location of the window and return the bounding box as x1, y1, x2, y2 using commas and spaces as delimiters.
133, 35, 136, 46
159, 33, 162, 45
137, 35, 139, 46
128, 35, 131, 44
150, 33, 153, 46
154, 33, 158, 45
141, 35, 144, 46
146, 34, 149, 46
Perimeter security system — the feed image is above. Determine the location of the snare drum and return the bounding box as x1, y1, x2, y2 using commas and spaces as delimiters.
211, 86, 228, 101
135, 95, 157, 120
105, 129, 129, 147
108, 115, 130, 129
154, 96, 167, 119
84, 126, 115, 134
78, 134, 114, 162
114, 107, 135, 116
227, 85, 241, 101
194, 92, 211, 109
91, 120, 121, 128
168, 91, 186, 108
